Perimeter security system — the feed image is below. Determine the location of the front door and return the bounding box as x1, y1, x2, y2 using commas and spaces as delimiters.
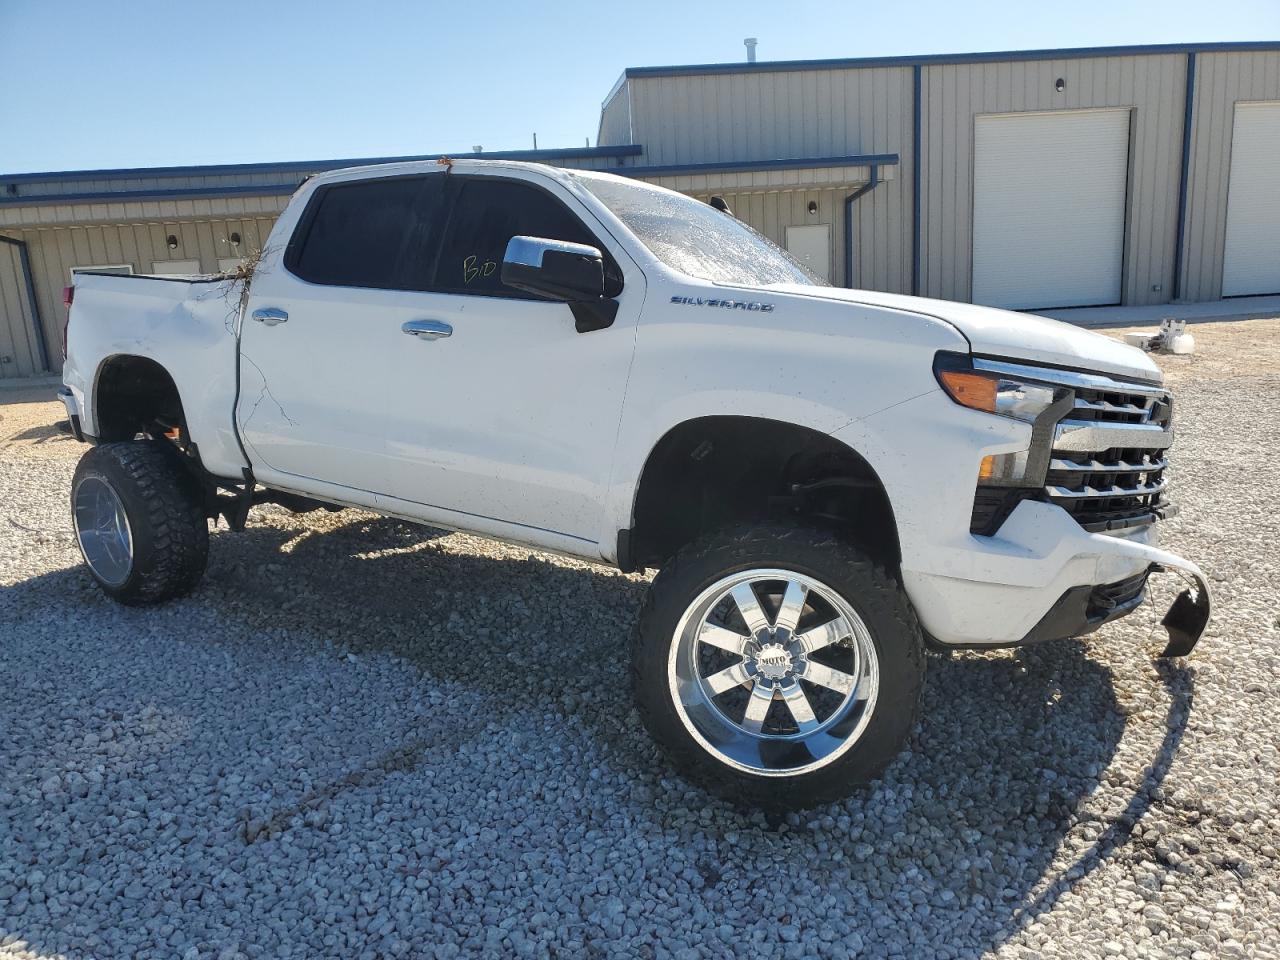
238, 172, 446, 494
380, 173, 643, 546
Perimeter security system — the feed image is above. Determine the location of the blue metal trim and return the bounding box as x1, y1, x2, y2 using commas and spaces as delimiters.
622, 41, 1280, 79
619, 154, 899, 178
0, 183, 299, 207
843, 165, 882, 288
911, 64, 922, 297
1173, 52, 1197, 302
0, 234, 50, 372
0, 144, 645, 185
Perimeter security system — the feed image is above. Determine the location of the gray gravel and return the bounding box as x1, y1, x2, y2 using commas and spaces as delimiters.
1, 320, 1278, 959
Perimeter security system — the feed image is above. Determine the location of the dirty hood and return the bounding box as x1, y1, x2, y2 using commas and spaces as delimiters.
777, 285, 1163, 384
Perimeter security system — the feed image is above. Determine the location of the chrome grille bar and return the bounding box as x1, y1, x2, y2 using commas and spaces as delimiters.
1045, 478, 1169, 500
1072, 397, 1151, 418
1053, 420, 1174, 452
1049, 456, 1168, 473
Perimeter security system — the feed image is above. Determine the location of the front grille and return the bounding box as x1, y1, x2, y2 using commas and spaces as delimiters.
1069, 382, 1173, 428
1043, 380, 1174, 534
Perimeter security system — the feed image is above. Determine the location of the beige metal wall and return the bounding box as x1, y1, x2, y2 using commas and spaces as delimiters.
0, 191, 289, 231
5, 215, 278, 374
687, 187, 850, 284
626, 68, 914, 293
0, 242, 43, 378
918, 54, 1187, 306
598, 84, 632, 147
1181, 50, 1280, 302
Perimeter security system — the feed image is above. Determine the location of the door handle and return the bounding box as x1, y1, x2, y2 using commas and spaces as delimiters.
402, 319, 452, 341
251, 307, 289, 326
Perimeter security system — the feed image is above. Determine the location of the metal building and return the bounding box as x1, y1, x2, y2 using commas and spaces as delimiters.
3, 41, 1279, 379
598, 41, 1280, 307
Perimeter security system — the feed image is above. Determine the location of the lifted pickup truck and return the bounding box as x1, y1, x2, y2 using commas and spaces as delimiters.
60, 158, 1210, 807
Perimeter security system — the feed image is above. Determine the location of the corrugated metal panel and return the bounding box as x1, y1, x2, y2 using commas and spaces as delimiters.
1182, 51, 1280, 301
0, 193, 291, 229
0, 241, 42, 378
14, 216, 278, 373
920, 54, 1186, 306
627, 68, 913, 293
598, 84, 633, 146
972, 109, 1130, 308
679, 187, 852, 285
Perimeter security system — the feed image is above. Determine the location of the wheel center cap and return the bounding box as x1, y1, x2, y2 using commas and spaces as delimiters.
755, 642, 793, 681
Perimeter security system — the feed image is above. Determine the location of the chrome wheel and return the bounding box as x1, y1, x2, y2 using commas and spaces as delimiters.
668, 568, 879, 777
73, 475, 134, 587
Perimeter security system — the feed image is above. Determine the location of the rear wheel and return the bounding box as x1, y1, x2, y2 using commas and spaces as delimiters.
71, 441, 209, 605
632, 523, 924, 809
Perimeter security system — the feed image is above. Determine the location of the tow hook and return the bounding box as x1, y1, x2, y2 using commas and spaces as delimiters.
1150, 563, 1212, 658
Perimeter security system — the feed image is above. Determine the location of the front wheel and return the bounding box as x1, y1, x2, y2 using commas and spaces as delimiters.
631, 523, 924, 809
71, 441, 209, 605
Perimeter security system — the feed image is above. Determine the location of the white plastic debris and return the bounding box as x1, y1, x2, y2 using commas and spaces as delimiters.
1124, 318, 1195, 355
1159, 317, 1195, 355
1124, 330, 1159, 349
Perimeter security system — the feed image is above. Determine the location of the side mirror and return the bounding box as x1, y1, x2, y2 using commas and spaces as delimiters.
501, 236, 618, 332
502, 236, 605, 301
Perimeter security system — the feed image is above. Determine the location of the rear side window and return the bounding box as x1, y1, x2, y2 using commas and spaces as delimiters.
434, 179, 616, 297
288, 176, 441, 289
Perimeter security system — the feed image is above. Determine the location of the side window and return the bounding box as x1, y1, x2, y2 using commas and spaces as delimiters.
287, 175, 443, 289
434, 178, 618, 297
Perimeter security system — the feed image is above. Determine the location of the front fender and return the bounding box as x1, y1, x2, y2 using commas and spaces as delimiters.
602, 395, 869, 558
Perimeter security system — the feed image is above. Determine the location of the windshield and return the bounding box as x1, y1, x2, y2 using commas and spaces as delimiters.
575, 174, 827, 287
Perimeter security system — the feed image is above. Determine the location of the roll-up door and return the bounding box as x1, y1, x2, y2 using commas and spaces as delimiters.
1222, 101, 1280, 297
972, 109, 1131, 309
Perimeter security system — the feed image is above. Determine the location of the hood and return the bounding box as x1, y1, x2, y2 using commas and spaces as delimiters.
772, 285, 1162, 384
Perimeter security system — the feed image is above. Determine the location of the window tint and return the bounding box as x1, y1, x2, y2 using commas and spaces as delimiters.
434, 179, 614, 297
290, 176, 440, 289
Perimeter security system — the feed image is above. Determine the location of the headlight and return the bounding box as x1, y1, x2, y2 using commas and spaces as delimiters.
934, 352, 1077, 490
933, 352, 1065, 423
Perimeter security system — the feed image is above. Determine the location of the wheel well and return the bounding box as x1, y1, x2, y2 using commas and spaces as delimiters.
627, 416, 900, 571
94, 355, 187, 442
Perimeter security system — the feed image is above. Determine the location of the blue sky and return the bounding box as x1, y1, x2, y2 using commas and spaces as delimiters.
1, 0, 1277, 174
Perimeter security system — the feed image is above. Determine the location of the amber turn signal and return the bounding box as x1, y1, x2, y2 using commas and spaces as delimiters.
937, 369, 998, 413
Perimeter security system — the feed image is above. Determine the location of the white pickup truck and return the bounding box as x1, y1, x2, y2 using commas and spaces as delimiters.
60, 158, 1210, 807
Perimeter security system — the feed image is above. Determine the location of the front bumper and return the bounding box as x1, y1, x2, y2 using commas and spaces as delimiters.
842, 355, 1208, 658
902, 500, 1211, 657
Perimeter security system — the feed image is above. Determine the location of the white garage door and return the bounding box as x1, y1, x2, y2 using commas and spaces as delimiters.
1222, 101, 1280, 297
972, 109, 1131, 309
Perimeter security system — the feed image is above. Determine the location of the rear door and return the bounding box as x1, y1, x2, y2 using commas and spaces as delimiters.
238, 172, 446, 493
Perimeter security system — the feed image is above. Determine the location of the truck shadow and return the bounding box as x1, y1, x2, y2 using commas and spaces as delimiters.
0, 514, 1191, 959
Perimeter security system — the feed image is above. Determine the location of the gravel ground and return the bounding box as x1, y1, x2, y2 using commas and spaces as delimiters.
1, 318, 1277, 959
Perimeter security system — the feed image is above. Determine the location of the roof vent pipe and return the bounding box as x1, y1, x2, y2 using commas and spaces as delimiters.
744, 38, 757, 62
